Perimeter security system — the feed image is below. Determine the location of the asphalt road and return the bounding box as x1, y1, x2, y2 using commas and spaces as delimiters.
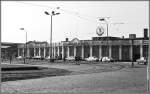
1, 62, 147, 94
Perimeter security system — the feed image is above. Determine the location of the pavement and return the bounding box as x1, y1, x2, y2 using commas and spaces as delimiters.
1, 62, 148, 94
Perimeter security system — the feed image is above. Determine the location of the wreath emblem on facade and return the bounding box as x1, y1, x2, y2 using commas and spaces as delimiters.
96, 26, 104, 36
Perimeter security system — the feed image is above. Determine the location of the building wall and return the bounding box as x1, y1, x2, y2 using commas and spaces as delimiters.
92, 45, 99, 57
76, 46, 82, 57
84, 46, 90, 58
143, 45, 148, 58
69, 46, 74, 56
112, 45, 119, 60
122, 45, 130, 61
17, 38, 149, 61
133, 45, 140, 61
102, 45, 108, 57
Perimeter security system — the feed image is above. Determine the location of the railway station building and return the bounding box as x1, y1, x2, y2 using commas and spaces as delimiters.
17, 28, 149, 61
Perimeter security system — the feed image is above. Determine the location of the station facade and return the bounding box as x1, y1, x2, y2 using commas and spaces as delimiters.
17, 29, 149, 61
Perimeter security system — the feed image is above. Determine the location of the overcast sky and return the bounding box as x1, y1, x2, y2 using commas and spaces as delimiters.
1, 1, 149, 43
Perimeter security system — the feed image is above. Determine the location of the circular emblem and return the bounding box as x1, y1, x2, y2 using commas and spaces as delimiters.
96, 26, 104, 36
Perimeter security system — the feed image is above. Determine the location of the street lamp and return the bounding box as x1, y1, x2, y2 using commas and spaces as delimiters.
44, 11, 60, 63
20, 28, 27, 64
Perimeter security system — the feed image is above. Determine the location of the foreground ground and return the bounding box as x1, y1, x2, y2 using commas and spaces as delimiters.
1, 61, 148, 94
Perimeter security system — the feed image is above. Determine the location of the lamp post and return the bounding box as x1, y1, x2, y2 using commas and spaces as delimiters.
44, 11, 60, 63
147, 29, 150, 94
20, 28, 27, 64
131, 39, 134, 68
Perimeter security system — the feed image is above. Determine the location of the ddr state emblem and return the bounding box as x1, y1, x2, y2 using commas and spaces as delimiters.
96, 26, 104, 36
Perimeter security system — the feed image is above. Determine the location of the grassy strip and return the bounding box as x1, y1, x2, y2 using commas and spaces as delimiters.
2, 65, 72, 82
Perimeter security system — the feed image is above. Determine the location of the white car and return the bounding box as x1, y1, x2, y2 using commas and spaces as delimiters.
45, 56, 50, 60
66, 56, 75, 61
16, 56, 22, 59
102, 57, 111, 62
136, 57, 147, 64
85, 56, 99, 61
34, 56, 41, 59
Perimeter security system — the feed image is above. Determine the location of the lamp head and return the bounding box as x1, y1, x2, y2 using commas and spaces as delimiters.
20, 28, 24, 30
99, 18, 105, 21
45, 11, 50, 15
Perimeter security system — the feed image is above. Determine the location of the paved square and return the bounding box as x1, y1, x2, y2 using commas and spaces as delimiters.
2, 62, 148, 94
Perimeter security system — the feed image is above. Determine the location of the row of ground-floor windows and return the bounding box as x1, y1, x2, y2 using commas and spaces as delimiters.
18, 45, 149, 61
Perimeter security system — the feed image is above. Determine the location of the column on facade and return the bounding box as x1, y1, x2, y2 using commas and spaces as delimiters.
74, 46, 77, 57
54, 45, 56, 58
130, 45, 133, 61
67, 46, 70, 58
99, 45, 102, 58
53, 47, 54, 57
119, 45, 122, 60
51, 47, 53, 58
62, 46, 64, 59
109, 45, 112, 58
49, 47, 51, 57
18, 48, 20, 57
27, 48, 30, 57
34, 47, 36, 57
52, 44, 54, 57
22, 48, 24, 57
44, 47, 46, 58
81, 45, 84, 59
90, 45, 93, 57
140, 44, 143, 57
57, 46, 60, 56
39, 47, 41, 56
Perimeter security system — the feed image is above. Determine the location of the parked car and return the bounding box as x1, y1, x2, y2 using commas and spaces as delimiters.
136, 57, 147, 65
98, 57, 103, 62
85, 56, 99, 62
16, 56, 22, 59
66, 56, 75, 61
45, 56, 50, 60
75, 56, 82, 61
45, 56, 56, 62
101, 57, 114, 62
34, 56, 41, 59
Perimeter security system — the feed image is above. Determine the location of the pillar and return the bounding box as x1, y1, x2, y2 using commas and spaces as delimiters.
90, 45, 92, 57
49, 47, 51, 57
119, 45, 122, 60
51, 47, 53, 57
18, 48, 20, 57
81, 45, 84, 59
57, 46, 60, 56
67, 46, 70, 57
62, 46, 64, 59
109, 45, 112, 58
54, 47, 56, 58
34, 48, 36, 57
22, 48, 24, 57
27, 48, 30, 57
130, 45, 133, 61
74, 46, 76, 57
44, 47, 46, 58
39, 48, 41, 56
99, 45, 102, 58
140, 45, 143, 57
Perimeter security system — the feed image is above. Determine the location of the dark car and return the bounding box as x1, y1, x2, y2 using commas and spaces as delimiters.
75, 56, 82, 61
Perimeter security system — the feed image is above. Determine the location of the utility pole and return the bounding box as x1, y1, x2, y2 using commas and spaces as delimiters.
20, 28, 27, 64
147, 28, 150, 94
